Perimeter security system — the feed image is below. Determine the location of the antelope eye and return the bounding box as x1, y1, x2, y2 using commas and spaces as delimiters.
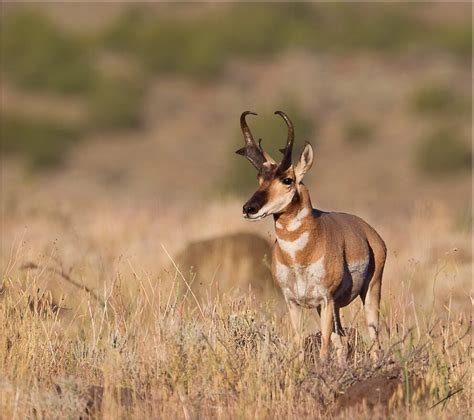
282, 177, 294, 185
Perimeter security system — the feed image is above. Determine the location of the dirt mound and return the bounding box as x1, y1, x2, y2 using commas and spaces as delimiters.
165, 232, 283, 307
335, 371, 425, 415
335, 373, 401, 414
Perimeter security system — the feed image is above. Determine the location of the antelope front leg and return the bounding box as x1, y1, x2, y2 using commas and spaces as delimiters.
287, 300, 304, 345
319, 298, 334, 361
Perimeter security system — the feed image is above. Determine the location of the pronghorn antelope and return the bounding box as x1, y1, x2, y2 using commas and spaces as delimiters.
236, 111, 387, 361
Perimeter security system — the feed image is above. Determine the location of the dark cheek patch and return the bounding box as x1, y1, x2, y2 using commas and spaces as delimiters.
251, 189, 268, 207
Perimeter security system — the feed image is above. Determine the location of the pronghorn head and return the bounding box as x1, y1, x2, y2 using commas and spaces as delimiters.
236, 111, 314, 221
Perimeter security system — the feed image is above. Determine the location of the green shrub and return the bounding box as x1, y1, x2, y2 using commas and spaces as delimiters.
102, 8, 227, 80
2, 4, 471, 97
221, 103, 316, 196
344, 120, 375, 146
0, 10, 97, 95
415, 128, 471, 175
101, 4, 471, 83
320, 4, 471, 57
85, 76, 146, 132
0, 113, 80, 169
430, 24, 472, 59
101, 4, 316, 79
314, 5, 418, 52
412, 84, 470, 116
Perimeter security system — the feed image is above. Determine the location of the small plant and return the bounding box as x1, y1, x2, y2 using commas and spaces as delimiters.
344, 119, 375, 146
415, 128, 471, 176
0, 112, 80, 169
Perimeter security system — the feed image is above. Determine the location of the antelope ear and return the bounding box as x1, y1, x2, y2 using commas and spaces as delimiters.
294, 143, 313, 183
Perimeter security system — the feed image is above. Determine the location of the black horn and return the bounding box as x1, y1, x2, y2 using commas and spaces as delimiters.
236, 111, 267, 170
275, 110, 294, 171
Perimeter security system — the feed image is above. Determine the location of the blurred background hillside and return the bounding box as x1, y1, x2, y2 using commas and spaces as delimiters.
0, 2, 472, 314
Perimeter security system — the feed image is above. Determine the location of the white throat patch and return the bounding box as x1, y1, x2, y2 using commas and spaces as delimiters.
286, 208, 310, 231
277, 231, 310, 260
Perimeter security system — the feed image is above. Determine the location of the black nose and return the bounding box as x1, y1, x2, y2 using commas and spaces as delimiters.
243, 204, 258, 215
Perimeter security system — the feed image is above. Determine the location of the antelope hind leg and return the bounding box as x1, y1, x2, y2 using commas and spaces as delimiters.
362, 268, 383, 361
332, 305, 347, 364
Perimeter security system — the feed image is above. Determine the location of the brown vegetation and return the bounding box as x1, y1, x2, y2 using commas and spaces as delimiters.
169, 232, 282, 307
0, 3, 471, 418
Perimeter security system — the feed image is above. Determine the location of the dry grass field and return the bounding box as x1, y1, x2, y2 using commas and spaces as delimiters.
0, 194, 471, 418
0, 2, 472, 419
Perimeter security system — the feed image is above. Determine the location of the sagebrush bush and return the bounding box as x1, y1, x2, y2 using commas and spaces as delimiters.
102, 8, 227, 80
85, 76, 146, 132
0, 10, 97, 95
101, 3, 472, 82
0, 113, 80, 169
2, 5, 471, 95
412, 84, 470, 116
344, 119, 375, 146
415, 128, 471, 175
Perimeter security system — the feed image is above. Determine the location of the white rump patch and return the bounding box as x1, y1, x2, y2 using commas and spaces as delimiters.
277, 231, 309, 260
286, 208, 310, 231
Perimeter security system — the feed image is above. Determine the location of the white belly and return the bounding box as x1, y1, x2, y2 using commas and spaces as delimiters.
275, 256, 370, 307
335, 257, 371, 302
275, 257, 328, 308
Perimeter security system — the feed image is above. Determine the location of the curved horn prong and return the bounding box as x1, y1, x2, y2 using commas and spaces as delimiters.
240, 111, 258, 146
274, 110, 295, 170
236, 111, 267, 170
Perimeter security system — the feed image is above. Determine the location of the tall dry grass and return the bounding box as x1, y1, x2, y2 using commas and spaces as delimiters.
0, 196, 471, 418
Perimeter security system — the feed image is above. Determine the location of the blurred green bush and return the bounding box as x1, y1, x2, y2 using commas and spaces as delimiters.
2, 5, 471, 92
85, 76, 146, 132
102, 8, 225, 80
412, 84, 471, 116
344, 119, 375, 146
415, 128, 471, 176
1, 113, 80, 169
1, 10, 97, 95
0, 4, 471, 171
221, 103, 316, 196
102, 4, 471, 81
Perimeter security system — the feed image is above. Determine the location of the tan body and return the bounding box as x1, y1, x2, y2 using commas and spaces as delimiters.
237, 110, 386, 361
271, 186, 386, 359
